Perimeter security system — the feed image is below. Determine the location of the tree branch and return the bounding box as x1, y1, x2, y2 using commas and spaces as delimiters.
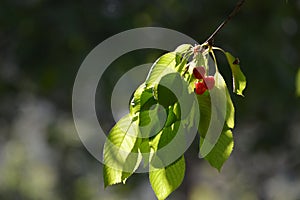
205, 0, 246, 44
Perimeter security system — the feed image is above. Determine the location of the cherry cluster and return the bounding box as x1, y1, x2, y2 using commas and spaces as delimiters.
193, 66, 215, 95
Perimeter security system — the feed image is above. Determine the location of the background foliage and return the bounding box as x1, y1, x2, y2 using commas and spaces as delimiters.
0, 0, 300, 199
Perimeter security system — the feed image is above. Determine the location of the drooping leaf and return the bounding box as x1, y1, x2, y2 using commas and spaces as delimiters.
149, 72, 199, 170
198, 72, 227, 156
154, 100, 197, 171
201, 127, 234, 171
197, 92, 211, 137
225, 52, 246, 96
128, 58, 190, 171
130, 84, 154, 115
198, 72, 235, 171
103, 114, 141, 187
139, 138, 151, 167
163, 102, 181, 128
154, 73, 183, 108
149, 156, 185, 200
225, 88, 235, 129
138, 103, 166, 139
150, 122, 180, 154
121, 138, 142, 181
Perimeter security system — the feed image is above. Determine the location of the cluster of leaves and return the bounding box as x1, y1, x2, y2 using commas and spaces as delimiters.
103, 42, 246, 200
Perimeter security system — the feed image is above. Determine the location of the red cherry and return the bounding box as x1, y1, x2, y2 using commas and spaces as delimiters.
203, 76, 215, 90
194, 81, 207, 95
193, 66, 206, 79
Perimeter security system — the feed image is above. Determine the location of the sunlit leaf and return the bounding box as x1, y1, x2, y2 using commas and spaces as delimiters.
197, 92, 211, 137
103, 114, 141, 187
174, 44, 192, 55
201, 127, 234, 171
225, 88, 235, 129
149, 156, 185, 200
145, 52, 178, 86
225, 52, 246, 96
198, 72, 235, 171
148, 71, 198, 172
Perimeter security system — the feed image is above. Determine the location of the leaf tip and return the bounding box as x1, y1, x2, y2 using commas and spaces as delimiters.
236, 91, 245, 97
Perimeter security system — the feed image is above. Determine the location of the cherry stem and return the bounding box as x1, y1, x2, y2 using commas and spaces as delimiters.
205, 0, 246, 44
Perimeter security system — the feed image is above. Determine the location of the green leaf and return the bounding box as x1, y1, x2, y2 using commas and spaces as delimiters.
138, 103, 166, 139
150, 121, 180, 152
225, 88, 235, 129
164, 104, 179, 127
145, 52, 178, 86
103, 114, 141, 187
197, 92, 211, 137
130, 83, 166, 139
129, 64, 192, 170
198, 72, 235, 171
174, 44, 192, 55
201, 127, 234, 171
139, 139, 151, 167
149, 156, 185, 200
154, 73, 183, 107
225, 52, 246, 96
130, 84, 154, 115
197, 72, 227, 144
148, 72, 198, 169
296, 68, 300, 97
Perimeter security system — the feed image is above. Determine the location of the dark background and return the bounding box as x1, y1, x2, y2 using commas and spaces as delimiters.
0, 0, 300, 199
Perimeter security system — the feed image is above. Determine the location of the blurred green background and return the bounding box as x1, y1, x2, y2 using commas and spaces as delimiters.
1, 0, 300, 199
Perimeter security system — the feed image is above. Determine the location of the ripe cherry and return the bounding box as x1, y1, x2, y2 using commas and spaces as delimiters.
194, 81, 207, 95
203, 76, 215, 90
193, 66, 206, 79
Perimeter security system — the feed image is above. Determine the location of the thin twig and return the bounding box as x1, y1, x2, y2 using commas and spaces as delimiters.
205, 0, 246, 44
